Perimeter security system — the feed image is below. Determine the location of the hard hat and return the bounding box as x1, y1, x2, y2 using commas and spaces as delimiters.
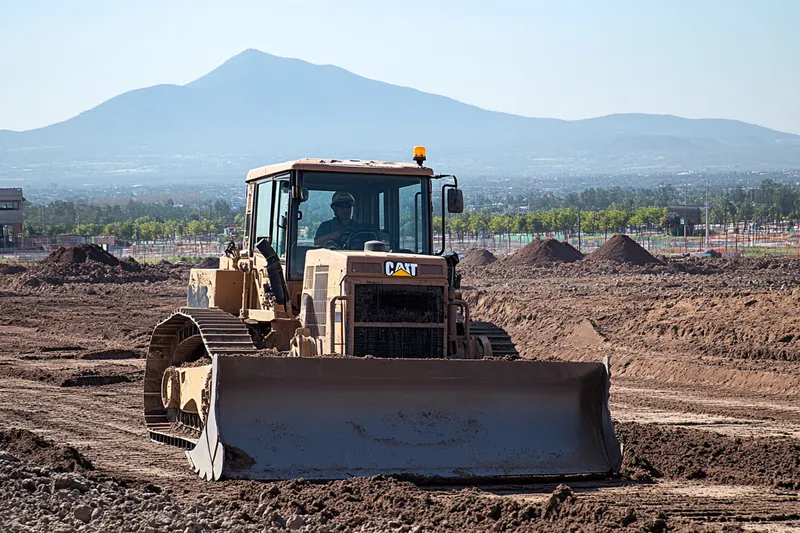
331, 191, 355, 207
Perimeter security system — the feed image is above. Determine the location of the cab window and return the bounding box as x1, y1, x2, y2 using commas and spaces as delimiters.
273, 181, 290, 258
252, 174, 290, 257
253, 180, 273, 245
288, 172, 428, 279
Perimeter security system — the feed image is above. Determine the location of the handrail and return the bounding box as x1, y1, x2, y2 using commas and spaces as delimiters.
451, 298, 470, 340
328, 295, 350, 354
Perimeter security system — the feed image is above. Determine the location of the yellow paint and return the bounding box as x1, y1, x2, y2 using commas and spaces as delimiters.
174, 365, 211, 414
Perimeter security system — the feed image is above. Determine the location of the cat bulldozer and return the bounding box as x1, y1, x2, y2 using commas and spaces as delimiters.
144, 147, 622, 481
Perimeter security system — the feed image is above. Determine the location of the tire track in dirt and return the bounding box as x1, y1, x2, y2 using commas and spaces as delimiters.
612, 385, 800, 439
455, 480, 800, 529
0, 378, 190, 484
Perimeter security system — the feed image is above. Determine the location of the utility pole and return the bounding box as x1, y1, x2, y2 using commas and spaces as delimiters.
684, 183, 688, 253
705, 180, 710, 249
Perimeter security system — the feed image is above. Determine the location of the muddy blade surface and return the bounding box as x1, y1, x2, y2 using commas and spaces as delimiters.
188, 356, 622, 481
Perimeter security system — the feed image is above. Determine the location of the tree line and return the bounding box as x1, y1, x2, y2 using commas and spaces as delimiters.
442, 178, 800, 241
18, 178, 800, 243
435, 206, 668, 244
22, 199, 242, 243
465, 178, 800, 216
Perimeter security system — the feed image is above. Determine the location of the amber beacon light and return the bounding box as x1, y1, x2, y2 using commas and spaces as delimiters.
413, 146, 426, 166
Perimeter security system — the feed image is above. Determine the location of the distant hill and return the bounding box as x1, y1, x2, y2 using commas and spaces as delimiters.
2, 49, 799, 183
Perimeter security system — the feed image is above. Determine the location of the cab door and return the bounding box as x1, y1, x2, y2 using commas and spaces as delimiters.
251, 174, 290, 260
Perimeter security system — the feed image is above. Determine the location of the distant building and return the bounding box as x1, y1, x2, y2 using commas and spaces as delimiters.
0, 188, 23, 248
666, 206, 702, 224
666, 206, 702, 236
93, 236, 118, 246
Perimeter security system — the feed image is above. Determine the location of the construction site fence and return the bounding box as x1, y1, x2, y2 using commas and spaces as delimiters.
447, 231, 800, 259
0, 241, 226, 263
1, 234, 798, 263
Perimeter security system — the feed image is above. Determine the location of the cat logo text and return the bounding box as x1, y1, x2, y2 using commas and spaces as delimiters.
384, 261, 418, 277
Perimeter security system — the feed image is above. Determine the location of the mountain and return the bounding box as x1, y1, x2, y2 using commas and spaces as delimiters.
2, 49, 799, 183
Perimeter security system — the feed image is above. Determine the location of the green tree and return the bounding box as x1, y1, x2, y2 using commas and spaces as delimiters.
489, 214, 511, 247
512, 214, 528, 240
187, 220, 204, 240
526, 212, 543, 237
581, 211, 600, 235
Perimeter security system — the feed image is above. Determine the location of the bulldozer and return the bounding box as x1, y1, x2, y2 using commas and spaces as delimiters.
144, 147, 622, 481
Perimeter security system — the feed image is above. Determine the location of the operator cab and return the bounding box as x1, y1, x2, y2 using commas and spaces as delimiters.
245, 159, 436, 280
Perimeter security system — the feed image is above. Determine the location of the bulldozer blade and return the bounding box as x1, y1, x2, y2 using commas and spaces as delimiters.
187, 356, 622, 481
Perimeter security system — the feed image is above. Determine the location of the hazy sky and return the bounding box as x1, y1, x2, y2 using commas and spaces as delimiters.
1, 0, 799, 133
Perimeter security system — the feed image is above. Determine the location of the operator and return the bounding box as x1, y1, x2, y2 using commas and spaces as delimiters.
314, 191, 367, 248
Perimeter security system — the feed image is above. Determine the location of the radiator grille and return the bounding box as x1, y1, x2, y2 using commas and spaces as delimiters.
354, 284, 444, 323
353, 327, 444, 358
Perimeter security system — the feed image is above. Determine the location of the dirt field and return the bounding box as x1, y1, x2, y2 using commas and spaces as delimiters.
0, 252, 799, 532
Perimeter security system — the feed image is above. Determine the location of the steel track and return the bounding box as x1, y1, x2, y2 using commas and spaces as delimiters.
469, 321, 519, 358
143, 307, 257, 449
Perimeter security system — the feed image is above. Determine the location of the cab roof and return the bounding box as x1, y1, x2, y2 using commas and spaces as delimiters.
245, 158, 435, 182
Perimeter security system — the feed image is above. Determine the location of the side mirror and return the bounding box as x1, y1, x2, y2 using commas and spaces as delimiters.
447, 188, 464, 213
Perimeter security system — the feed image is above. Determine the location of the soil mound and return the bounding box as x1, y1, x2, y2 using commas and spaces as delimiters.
44, 243, 120, 267
0, 428, 93, 472
0, 264, 26, 275
12, 248, 182, 288
246, 476, 670, 532
560, 241, 585, 261
618, 422, 800, 489
460, 248, 497, 268
195, 256, 220, 268
587, 235, 662, 266
505, 238, 581, 266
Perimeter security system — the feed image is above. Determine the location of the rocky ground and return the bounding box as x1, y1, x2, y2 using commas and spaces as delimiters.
0, 249, 798, 531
